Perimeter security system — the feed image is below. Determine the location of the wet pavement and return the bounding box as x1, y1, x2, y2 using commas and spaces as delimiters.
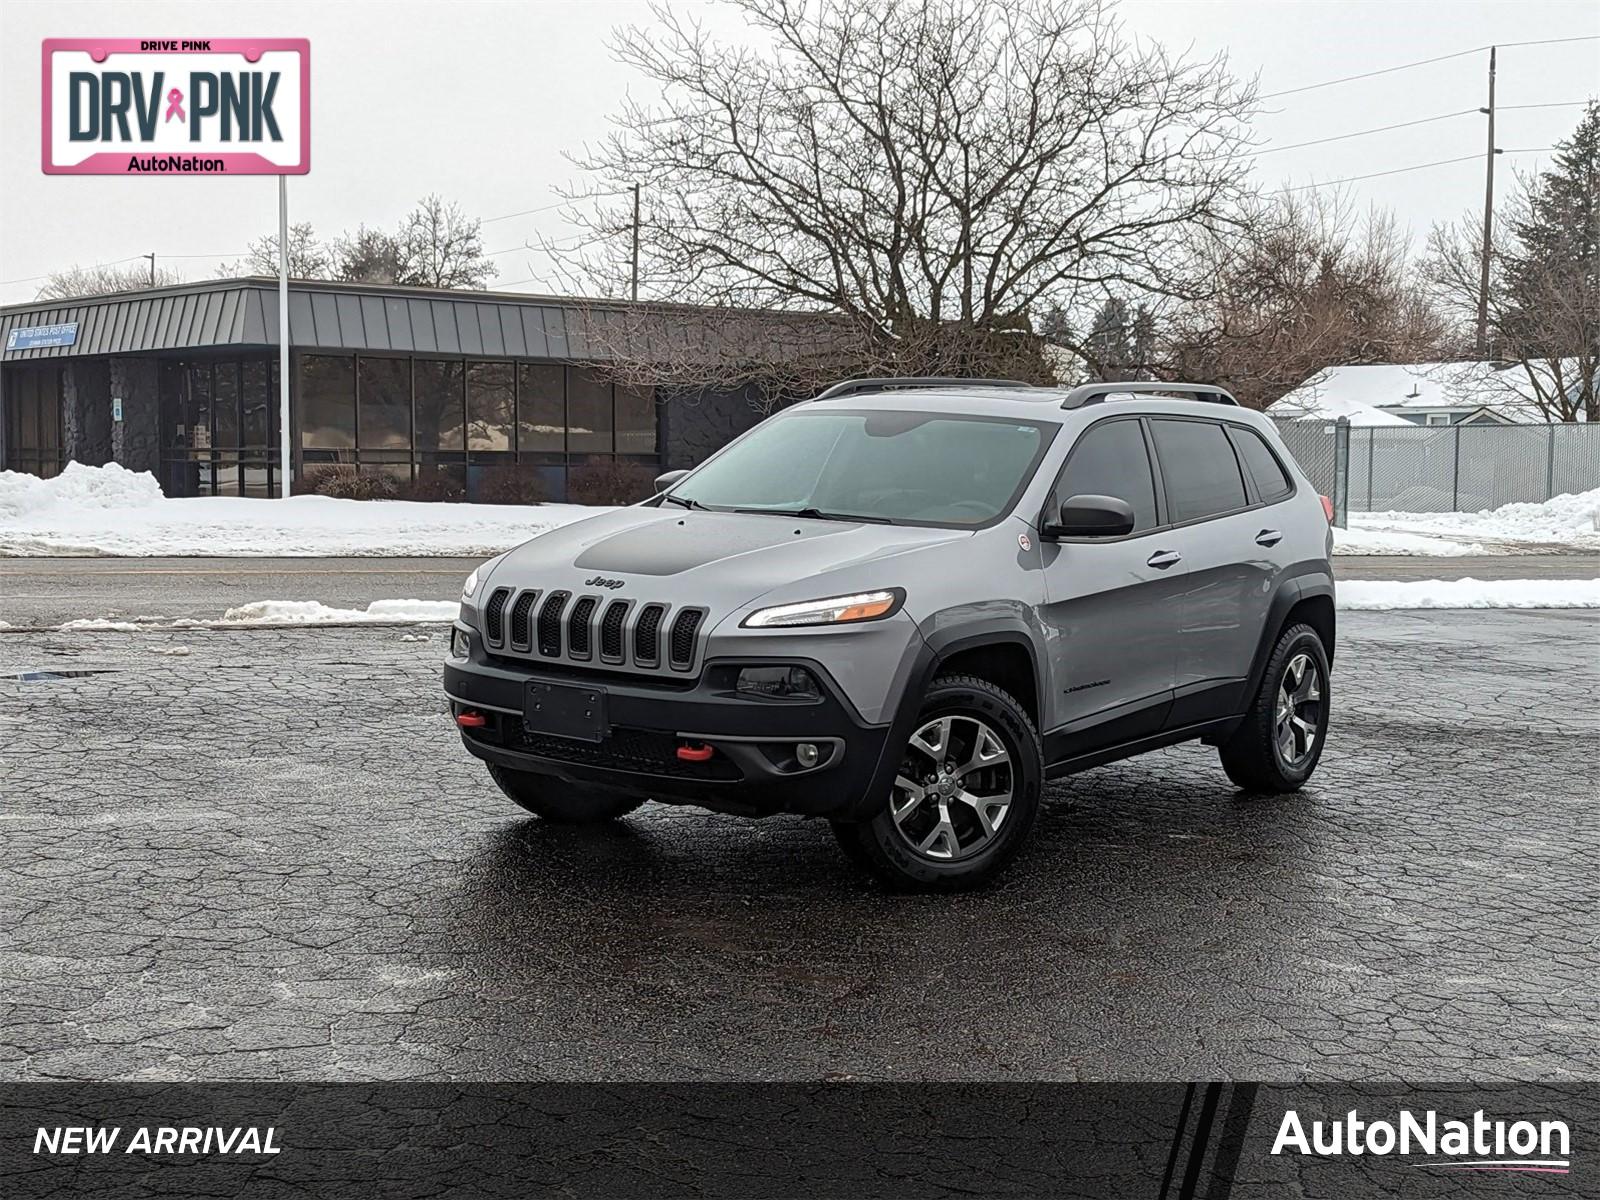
0, 609, 1595, 1082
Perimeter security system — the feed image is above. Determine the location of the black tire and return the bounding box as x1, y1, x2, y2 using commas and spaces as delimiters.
832, 674, 1042, 891
1217, 622, 1331, 793
487, 763, 646, 824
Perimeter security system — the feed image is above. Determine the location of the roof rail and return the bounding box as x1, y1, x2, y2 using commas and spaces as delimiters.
1062, 381, 1239, 409
813, 376, 1036, 401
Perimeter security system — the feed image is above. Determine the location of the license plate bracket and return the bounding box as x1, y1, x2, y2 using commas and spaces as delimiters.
523, 681, 608, 743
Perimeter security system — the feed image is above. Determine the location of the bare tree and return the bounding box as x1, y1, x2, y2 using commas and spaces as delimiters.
399, 195, 496, 289
226, 222, 331, 279
1426, 103, 1598, 422
36, 261, 181, 300
333, 225, 407, 284
1166, 189, 1448, 409
557, 0, 1256, 388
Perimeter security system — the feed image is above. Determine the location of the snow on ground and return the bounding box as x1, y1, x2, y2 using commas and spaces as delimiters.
1335, 487, 1600, 555
4, 577, 1593, 633
0, 463, 608, 556
1339, 578, 1600, 609
3, 464, 1597, 558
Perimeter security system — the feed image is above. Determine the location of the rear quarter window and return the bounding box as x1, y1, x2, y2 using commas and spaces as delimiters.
1226, 425, 1295, 503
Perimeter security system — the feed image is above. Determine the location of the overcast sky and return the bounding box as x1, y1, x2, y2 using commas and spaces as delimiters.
1, 0, 1595, 307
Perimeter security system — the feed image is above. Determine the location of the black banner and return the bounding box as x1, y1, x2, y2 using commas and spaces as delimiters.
0, 1083, 1590, 1198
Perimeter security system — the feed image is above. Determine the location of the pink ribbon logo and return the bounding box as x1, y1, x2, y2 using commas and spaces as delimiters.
164, 88, 185, 123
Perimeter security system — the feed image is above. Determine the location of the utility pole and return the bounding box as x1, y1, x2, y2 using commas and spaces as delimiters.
144, 253, 156, 287
630, 183, 641, 302
1475, 45, 1498, 358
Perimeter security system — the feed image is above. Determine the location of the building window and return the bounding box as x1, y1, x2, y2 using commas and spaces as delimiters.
615, 382, 657, 455
358, 356, 411, 449
213, 361, 240, 450
414, 359, 465, 451
518, 363, 565, 452
2, 366, 64, 477
242, 360, 271, 449
299, 355, 355, 448
567, 366, 614, 453
467, 360, 515, 451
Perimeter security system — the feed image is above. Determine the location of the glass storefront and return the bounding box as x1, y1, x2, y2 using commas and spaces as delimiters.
297, 353, 661, 501
159, 356, 282, 497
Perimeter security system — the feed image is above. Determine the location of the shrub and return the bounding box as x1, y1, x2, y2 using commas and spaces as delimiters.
567, 457, 657, 506
476, 464, 547, 506
402, 468, 466, 503
308, 465, 399, 501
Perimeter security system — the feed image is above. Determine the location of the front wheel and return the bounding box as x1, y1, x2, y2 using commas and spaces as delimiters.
1217, 622, 1331, 792
487, 763, 646, 824
832, 674, 1042, 891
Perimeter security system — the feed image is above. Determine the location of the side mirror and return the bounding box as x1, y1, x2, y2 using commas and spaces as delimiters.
1045, 494, 1136, 539
654, 469, 690, 493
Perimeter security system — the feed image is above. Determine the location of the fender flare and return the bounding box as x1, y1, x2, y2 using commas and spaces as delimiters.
1242, 571, 1336, 705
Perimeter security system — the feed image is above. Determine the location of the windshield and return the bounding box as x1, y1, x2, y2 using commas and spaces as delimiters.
668, 409, 1054, 527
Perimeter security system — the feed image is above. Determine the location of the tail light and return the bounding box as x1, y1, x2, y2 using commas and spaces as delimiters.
1319, 495, 1334, 523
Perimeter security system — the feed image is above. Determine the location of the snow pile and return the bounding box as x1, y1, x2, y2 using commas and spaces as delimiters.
1336, 487, 1600, 554
220, 599, 460, 625
0, 462, 164, 520
1339, 578, 1600, 609
0, 464, 611, 556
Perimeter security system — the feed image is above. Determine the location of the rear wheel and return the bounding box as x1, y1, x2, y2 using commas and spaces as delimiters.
1217, 623, 1330, 792
487, 763, 646, 824
832, 674, 1042, 891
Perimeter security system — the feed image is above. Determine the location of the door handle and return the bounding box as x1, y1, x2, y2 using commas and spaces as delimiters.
1255, 529, 1283, 547
1146, 550, 1181, 569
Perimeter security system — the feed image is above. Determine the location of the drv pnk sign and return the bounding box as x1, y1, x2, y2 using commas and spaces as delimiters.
42, 38, 309, 175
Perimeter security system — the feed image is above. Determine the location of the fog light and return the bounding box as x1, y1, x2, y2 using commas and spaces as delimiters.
450, 627, 470, 658
735, 665, 821, 700
795, 742, 820, 769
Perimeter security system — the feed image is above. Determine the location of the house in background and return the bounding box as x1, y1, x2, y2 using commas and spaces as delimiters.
1271, 361, 1582, 427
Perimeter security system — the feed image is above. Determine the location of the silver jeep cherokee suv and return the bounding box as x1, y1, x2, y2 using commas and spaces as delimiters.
444, 377, 1335, 890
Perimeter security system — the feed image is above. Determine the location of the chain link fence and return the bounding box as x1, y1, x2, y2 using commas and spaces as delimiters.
1270, 418, 1600, 525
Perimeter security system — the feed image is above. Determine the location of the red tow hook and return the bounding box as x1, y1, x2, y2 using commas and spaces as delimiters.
676, 741, 714, 762
456, 710, 489, 728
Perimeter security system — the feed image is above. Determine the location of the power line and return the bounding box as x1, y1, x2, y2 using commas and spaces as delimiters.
1282, 147, 1553, 192
1259, 35, 1599, 100
1243, 108, 1478, 156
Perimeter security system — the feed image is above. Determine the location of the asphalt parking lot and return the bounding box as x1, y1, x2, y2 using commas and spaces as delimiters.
0, 607, 1595, 1083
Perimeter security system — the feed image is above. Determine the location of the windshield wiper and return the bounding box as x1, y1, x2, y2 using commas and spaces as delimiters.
785, 507, 895, 525
663, 494, 707, 511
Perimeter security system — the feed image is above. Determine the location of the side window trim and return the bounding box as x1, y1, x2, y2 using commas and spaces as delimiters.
1042, 414, 1160, 538
1147, 415, 1253, 528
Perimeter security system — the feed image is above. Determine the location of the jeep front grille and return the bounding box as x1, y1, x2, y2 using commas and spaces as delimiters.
483, 589, 705, 675
669, 609, 703, 671
567, 597, 598, 659
483, 588, 511, 644
537, 591, 569, 657
508, 590, 540, 651
634, 604, 665, 666
599, 601, 628, 663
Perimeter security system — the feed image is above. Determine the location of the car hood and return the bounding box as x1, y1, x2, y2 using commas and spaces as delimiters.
488, 506, 971, 607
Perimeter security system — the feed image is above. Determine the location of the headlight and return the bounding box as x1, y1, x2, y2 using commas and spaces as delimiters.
742, 589, 902, 629
462, 567, 481, 600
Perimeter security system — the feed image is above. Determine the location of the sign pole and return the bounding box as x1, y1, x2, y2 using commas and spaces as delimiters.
278, 174, 291, 499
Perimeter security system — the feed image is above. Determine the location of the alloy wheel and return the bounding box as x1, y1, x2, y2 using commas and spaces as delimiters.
890, 714, 1014, 862
1275, 652, 1324, 766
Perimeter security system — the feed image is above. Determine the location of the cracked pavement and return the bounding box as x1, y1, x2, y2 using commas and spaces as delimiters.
0, 609, 1595, 1082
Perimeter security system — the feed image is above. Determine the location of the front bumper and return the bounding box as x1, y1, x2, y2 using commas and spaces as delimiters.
443, 628, 897, 818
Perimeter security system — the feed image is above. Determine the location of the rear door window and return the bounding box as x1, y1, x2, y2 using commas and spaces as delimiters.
1149, 418, 1248, 524
1226, 425, 1294, 503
